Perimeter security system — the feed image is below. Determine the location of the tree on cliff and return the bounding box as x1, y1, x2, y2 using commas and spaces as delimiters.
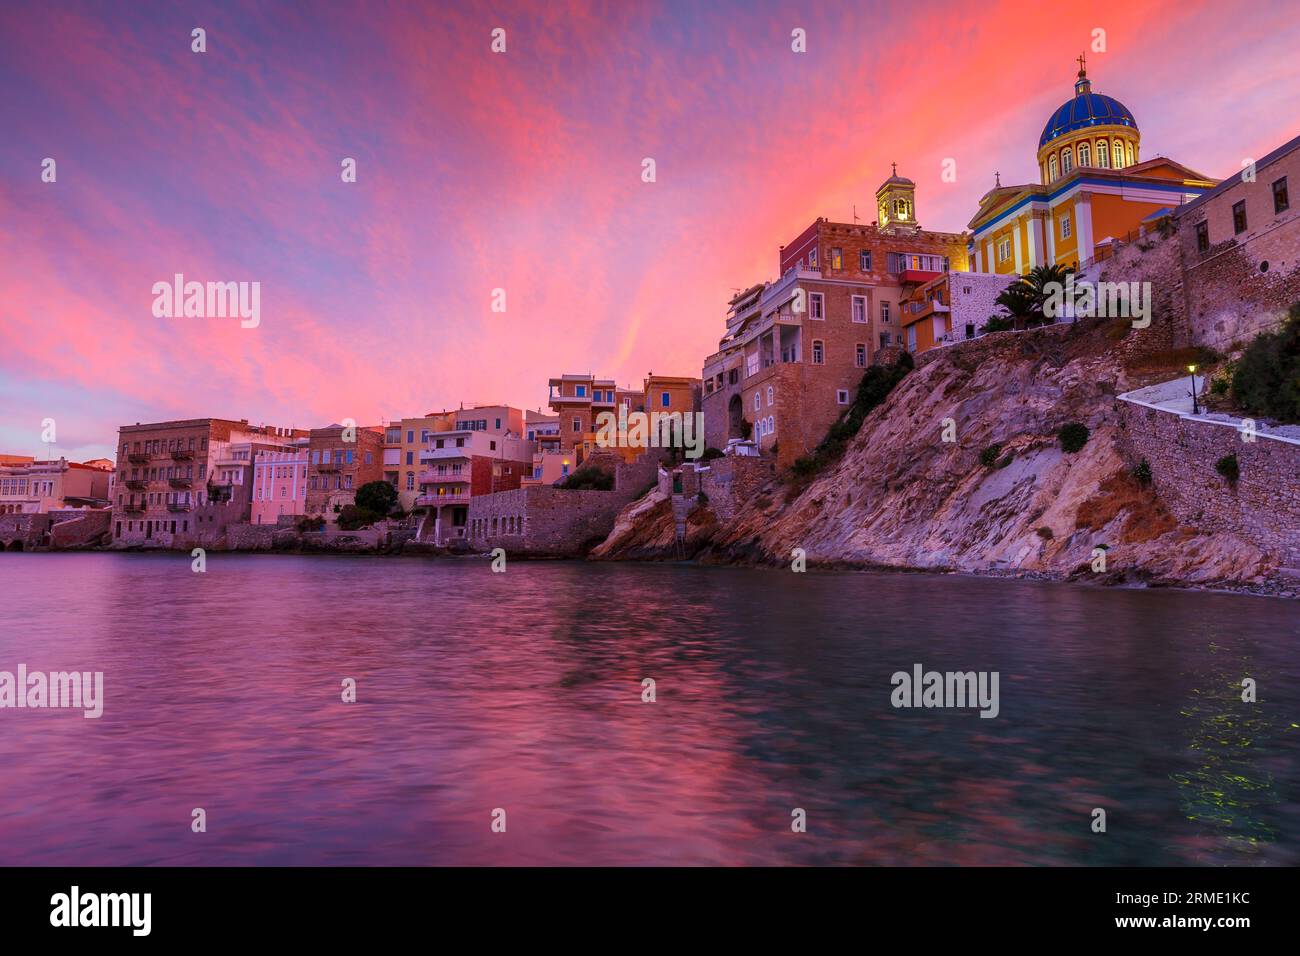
1231, 303, 1300, 423
994, 264, 1081, 329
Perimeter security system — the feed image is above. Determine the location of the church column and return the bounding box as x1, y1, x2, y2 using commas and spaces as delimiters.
1074, 192, 1094, 266
1027, 215, 1044, 268
1012, 223, 1024, 273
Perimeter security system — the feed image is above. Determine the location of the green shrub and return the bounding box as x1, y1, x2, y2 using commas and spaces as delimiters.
1036, 526, 1054, 539
1215, 453, 1240, 483
983, 316, 1015, 334
1058, 421, 1090, 453
337, 504, 382, 530
355, 480, 398, 516
558, 466, 614, 491
1230, 303, 1300, 423
700, 447, 725, 461
980, 444, 1002, 467
296, 515, 326, 533
1132, 458, 1152, 486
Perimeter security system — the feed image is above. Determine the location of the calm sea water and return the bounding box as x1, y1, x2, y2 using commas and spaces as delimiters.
0, 552, 1296, 866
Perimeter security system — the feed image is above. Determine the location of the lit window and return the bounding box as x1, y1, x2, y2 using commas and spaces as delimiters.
1096, 140, 1109, 169
1112, 140, 1123, 168
1061, 148, 1073, 174
830, 248, 842, 270
1061, 216, 1072, 239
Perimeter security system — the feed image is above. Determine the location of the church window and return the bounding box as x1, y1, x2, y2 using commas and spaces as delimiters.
1061, 148, 1073, 174
1112, 140, 1124, 168
1126, 143, 1134, 167
1049, 156, 1058, 180
1096, 140, 1109, 168
1078, 143, 1090, 167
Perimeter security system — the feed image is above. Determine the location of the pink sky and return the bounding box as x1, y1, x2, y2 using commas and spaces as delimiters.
1, 0, 1298, 459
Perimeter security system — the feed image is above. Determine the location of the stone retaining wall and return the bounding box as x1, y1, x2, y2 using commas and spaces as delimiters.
1116, 400, 1300, 569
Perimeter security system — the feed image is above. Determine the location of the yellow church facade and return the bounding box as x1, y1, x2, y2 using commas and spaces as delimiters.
968, 60, 1217, 275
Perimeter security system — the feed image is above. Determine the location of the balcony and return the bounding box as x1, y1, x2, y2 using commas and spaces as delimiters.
122, 502, 145, 513
168, 477, 192, 489
171, 449, 193, 460
421, 445, 470, 462
415, 492, 471, 507
127, 452, 149, 464
316, 461, 341, 472
124, 479, 147, 490
900, 268, 942, 285
418, 470, 469, 484
167, 501, 189, 512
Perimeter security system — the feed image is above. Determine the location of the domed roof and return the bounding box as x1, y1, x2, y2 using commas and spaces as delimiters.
877, 162, 914, 191
1039, 66, 1137, 148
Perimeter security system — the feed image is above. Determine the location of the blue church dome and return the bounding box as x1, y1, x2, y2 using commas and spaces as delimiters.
1039, 66, 1138, 147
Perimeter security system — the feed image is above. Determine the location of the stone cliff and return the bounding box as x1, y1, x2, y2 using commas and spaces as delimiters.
592, 320, 1289, 593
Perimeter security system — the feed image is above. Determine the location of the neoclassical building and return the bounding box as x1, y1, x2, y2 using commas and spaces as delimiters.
968, 58, 1217, 274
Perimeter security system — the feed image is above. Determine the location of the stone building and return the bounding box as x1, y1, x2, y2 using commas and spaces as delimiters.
304, 423, 385, 525
111, 418, 306, 546
702, 166, 968, 466
1174, 131, 1300, 351
0, 457, 111, 514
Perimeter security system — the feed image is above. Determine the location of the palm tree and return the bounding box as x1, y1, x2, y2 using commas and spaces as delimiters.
994, 264, 1081, 329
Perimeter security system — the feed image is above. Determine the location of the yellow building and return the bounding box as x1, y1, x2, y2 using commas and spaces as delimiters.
968, 58, 1216, 274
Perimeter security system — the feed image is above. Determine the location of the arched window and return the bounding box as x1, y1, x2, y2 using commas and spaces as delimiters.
1078, 142, 1090, 167
1048, 156, 1058, 181
1096, 140, 1109, 168
1061, 148, 1073, 174
766, 386, 774, 406
754, 391, 761, 412
1113, 140, 1124, 168
1126, 143, 1134, 167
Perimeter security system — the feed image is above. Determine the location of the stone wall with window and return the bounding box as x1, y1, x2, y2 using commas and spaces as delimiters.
1175, 138, 1299, 351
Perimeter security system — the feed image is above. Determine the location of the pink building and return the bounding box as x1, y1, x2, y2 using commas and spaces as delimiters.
250, 446, 309, 525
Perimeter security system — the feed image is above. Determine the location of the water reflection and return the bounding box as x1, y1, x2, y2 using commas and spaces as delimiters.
0, 553, 1295, 865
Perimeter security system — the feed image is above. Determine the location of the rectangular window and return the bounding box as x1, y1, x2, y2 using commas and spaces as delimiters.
998, 237, 1011, 261
406, 473, 414, 490
406, 430, 414, 443
661, 391, 670, 407
1273, 177, 1289, 214
1232, 200, 1247, 234
811, 340, 824, 364
1061, 216, 1071, 239
855, 344, 866, 368
881, 302, 891, 324
575, 385, 586, 397
405, 451, 413, 465
572, 418, 581, 433
809, 293, 824, 319
807, 247, 818, 268
859, 249, 872, 271
1195, 220, 1209, 253
829, 247, 842, 270
852, 295, 867, 323
836, 389, 850, 405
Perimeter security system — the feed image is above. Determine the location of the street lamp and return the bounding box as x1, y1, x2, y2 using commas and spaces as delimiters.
1187, 364, 1200, 415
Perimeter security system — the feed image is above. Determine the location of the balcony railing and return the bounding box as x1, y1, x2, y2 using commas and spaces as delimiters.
171, 449, 194, 460
127, 453, 149, 464
123, 502, 145, 513
418, 470, 469, 484
316, 461, 341, 471
421, 446, 470, 462
124, 479, 147, 490
416, 493, 471, 507
168, 477, 192, 488
167, 501, 189, 512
